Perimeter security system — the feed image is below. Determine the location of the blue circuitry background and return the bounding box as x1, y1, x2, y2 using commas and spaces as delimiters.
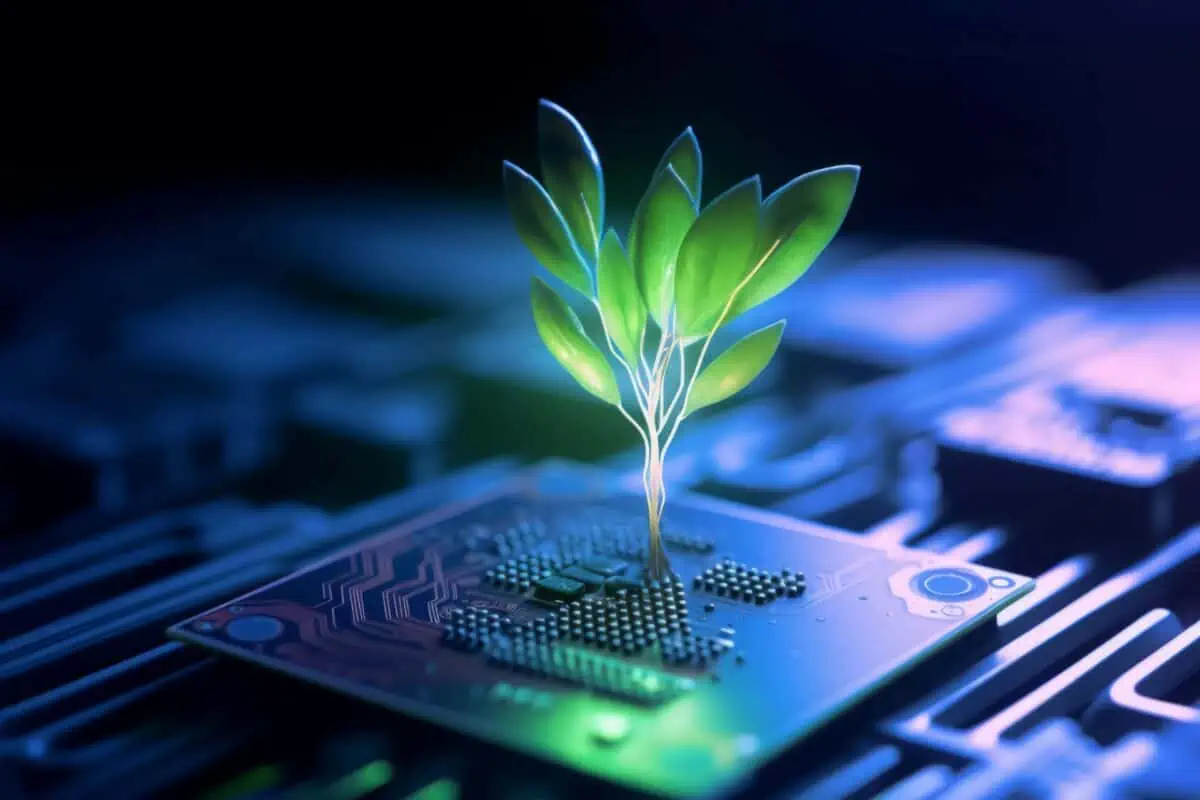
2, 5, 1199, 798
0, 195, 1196, 799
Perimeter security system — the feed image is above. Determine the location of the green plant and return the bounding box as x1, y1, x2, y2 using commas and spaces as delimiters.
504, 100, 859, 577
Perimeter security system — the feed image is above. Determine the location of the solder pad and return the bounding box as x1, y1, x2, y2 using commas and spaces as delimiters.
169, 462, 1033, 798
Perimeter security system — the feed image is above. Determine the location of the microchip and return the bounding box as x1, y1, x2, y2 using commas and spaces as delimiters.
934, 305, 1200, 540
558, 564, 605, 591
533, 574, 586, 601
603, 575, 642, 597
170, 462, 1032, 799
581, 555, 627, 576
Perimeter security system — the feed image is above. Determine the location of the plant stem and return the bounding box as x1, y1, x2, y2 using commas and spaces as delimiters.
644, 408, 668, 577
642, 342, 670, 578
661, 336, 687, 425
595, 240, 807, 579
590, 299, 650, 413
660, 237, 783, 460
638, 324, 651, 379
589, 297, 671, 576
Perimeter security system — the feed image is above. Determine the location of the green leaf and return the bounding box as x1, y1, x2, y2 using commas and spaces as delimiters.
531, 276, 621, 405
503, 161, 593, 298
629, 165, 697, 327
672, 176, 762, 339
652, 127, 702, 204
684, 320, 785, 416
596, 228, 647, 366
538, 99, 605, 264
730, 165, 859, 318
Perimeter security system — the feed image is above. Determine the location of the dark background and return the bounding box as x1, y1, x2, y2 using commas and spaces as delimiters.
1, 8, 1199, 798
2, 4, 1198, 288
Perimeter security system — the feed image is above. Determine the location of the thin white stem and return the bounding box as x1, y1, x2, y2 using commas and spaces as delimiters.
656, 354, 667, 424
660, 237, 784, 458
649, 320, 672, 381
654, 339, 685, 522
616, 401, 654, 505
661, 337, 688, 423
635, 320, 671, 436
638, 324, 651, 378
590, 299, 650, 413
586, 298, 659, 519
652, 345, 672, 393
580, 192, 600, 265
624, 358, 651, 414
614, 402, 651, 453
641, 382, 657, 479
641, 360, 668, 576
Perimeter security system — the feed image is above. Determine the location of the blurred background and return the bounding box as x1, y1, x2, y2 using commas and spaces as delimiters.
2, 5, 1200, 800
4, 5, 1199, 280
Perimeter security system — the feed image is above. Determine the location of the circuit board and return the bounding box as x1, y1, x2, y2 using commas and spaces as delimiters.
169, 462, 1034, 798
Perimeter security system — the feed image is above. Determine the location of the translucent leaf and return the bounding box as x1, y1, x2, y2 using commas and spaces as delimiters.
531, 276, 621, 405
596, 228, 647, 366
672, 176, 762, 339
684, 320, 785, 416
652, 127, 702, 204
538, 100, 605, 264
503, 161, 593, 298
730, 165, 859, 318
629, 165, 697, 328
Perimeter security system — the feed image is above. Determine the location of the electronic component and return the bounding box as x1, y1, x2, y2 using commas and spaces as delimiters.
934, 288, 1200, 542
691, 559, 806, 605
533, 574, 587, 602
938, 719, 1131, 799
1105, 721, 1200, 799
581, 555, 628, 575
557, 564, 606, 591
776, 243, 1085, 387
171, 462, 1031, 799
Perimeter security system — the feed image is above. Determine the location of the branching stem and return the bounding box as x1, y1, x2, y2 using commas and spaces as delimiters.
661, 335, 687, 424
592, 237, 782, 578
660, 236, 782, 459
591, 299, 650, 414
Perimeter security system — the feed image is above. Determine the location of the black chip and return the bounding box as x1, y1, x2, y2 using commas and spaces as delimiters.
534, 575, 586, 601
582, 555, 627, 576
559, 565, 605, 591
604, 575, 642, 596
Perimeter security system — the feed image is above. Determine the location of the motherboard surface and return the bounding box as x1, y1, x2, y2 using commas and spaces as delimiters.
171, 463, 1032, 798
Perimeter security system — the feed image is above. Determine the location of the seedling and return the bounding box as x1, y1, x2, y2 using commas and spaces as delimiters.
504, 100, 859, 576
